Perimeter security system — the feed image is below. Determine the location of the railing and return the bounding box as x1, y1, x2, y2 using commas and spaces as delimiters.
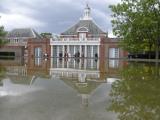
51, 38, 100, 42
6, 42, 27, 46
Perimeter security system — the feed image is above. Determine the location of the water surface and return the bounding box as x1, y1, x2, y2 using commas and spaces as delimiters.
0, 58, 160, 120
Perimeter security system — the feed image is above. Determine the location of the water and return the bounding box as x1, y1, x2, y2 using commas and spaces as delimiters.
0, 58, 160, 120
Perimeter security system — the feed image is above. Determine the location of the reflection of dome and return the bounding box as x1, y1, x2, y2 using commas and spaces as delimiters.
107, 78, 119, 84
76, 83, 88, 88
60, 77, 101, 94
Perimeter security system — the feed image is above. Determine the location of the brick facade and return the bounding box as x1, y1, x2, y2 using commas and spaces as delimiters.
104, 38, 128, 58
27, 38, 50, 58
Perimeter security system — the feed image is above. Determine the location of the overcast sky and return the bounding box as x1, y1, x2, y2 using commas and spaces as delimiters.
0, 0, 120, 37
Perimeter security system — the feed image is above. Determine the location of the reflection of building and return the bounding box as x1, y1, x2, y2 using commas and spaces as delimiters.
50, 4, 127, 59
50, 58, 104, 107
0, 57, 50, 84
50, 58, 105, 82
50, 58, 127, 107
50, 58, 103, 107
105, 60, 128, 79
27, 58, 50, 77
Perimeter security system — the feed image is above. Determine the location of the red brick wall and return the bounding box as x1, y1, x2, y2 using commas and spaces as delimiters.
27, 38, 50, 75
104, 38, 128, 58
27, 38, 50, 58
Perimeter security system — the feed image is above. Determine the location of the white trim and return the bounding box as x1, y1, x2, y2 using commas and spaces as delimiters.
30, 28, 36, 38
50, 68, 99, 74
91, 45, 94, 58
60, 35, 77, 37
50, 41, 100, 46
51, 46, 53, 57
85, 45, 87, 57
97, 45, 100, 57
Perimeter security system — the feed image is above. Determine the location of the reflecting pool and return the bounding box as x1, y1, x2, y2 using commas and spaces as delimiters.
0, 58, 160, 120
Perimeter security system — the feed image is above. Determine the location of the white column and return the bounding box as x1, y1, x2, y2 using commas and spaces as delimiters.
97, 45, 100, 58
67, 45, 69, 57
57, 46, 59, 57
80, 45, 82, 57
51, 45, 53, 57
85, 45, 87, 58
63, 45, 65, 57
91, 45, 94, 58
74, 46, 76, 57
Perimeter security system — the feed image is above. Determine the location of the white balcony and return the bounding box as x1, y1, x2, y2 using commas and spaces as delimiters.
50, 38, 101, 45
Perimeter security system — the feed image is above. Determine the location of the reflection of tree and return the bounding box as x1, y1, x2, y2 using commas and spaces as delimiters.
0, 65, 6, 85
108, 62, 160, 120
0, 65, 5, 77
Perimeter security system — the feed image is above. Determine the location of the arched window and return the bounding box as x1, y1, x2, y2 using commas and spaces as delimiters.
77, 27, 88, 32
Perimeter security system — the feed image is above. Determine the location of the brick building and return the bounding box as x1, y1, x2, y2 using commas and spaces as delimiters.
27, 38, 50, 58
0, 28, 41, 57
50, 4, 127, 59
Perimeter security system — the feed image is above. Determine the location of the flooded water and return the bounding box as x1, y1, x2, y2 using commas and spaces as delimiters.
0, 58, 160, 120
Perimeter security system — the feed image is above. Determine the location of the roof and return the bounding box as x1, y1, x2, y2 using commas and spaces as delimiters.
105, 38, 120, 43
61, 20, 106, 35
7, 28, 41, 38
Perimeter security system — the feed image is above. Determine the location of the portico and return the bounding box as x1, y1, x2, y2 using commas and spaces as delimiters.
51, 43, 100, 58
50, 4, 106, 58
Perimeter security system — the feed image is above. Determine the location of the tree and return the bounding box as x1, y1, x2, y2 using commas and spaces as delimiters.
0, 26, 7, 45
110, 0, 160, 59
40, 32, 52, 39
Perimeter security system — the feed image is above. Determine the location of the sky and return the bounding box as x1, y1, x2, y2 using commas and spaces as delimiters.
0, 0, 121, 37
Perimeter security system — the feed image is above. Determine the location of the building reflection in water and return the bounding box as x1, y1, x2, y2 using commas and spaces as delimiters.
0, 57, 126, 107
50, 58, 102, 107
0, 57, 50, 96
50, 58, 125, 107
109, 60, 119, 68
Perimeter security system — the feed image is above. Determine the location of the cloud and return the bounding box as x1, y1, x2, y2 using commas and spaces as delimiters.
0, 13, 46, 30
0, 0, 121, 34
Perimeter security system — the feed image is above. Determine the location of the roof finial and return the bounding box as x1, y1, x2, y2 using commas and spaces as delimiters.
80, 2, 92, 20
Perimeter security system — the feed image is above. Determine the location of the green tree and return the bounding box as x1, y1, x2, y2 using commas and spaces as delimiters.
110, 0, 160, 59
0, 26, 7, 45
40, 32, 52, 39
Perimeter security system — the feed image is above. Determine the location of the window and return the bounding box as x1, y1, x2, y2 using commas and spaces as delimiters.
79, 33, 86, 41
109, 48, 119, 58
35, 47, 42, 57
